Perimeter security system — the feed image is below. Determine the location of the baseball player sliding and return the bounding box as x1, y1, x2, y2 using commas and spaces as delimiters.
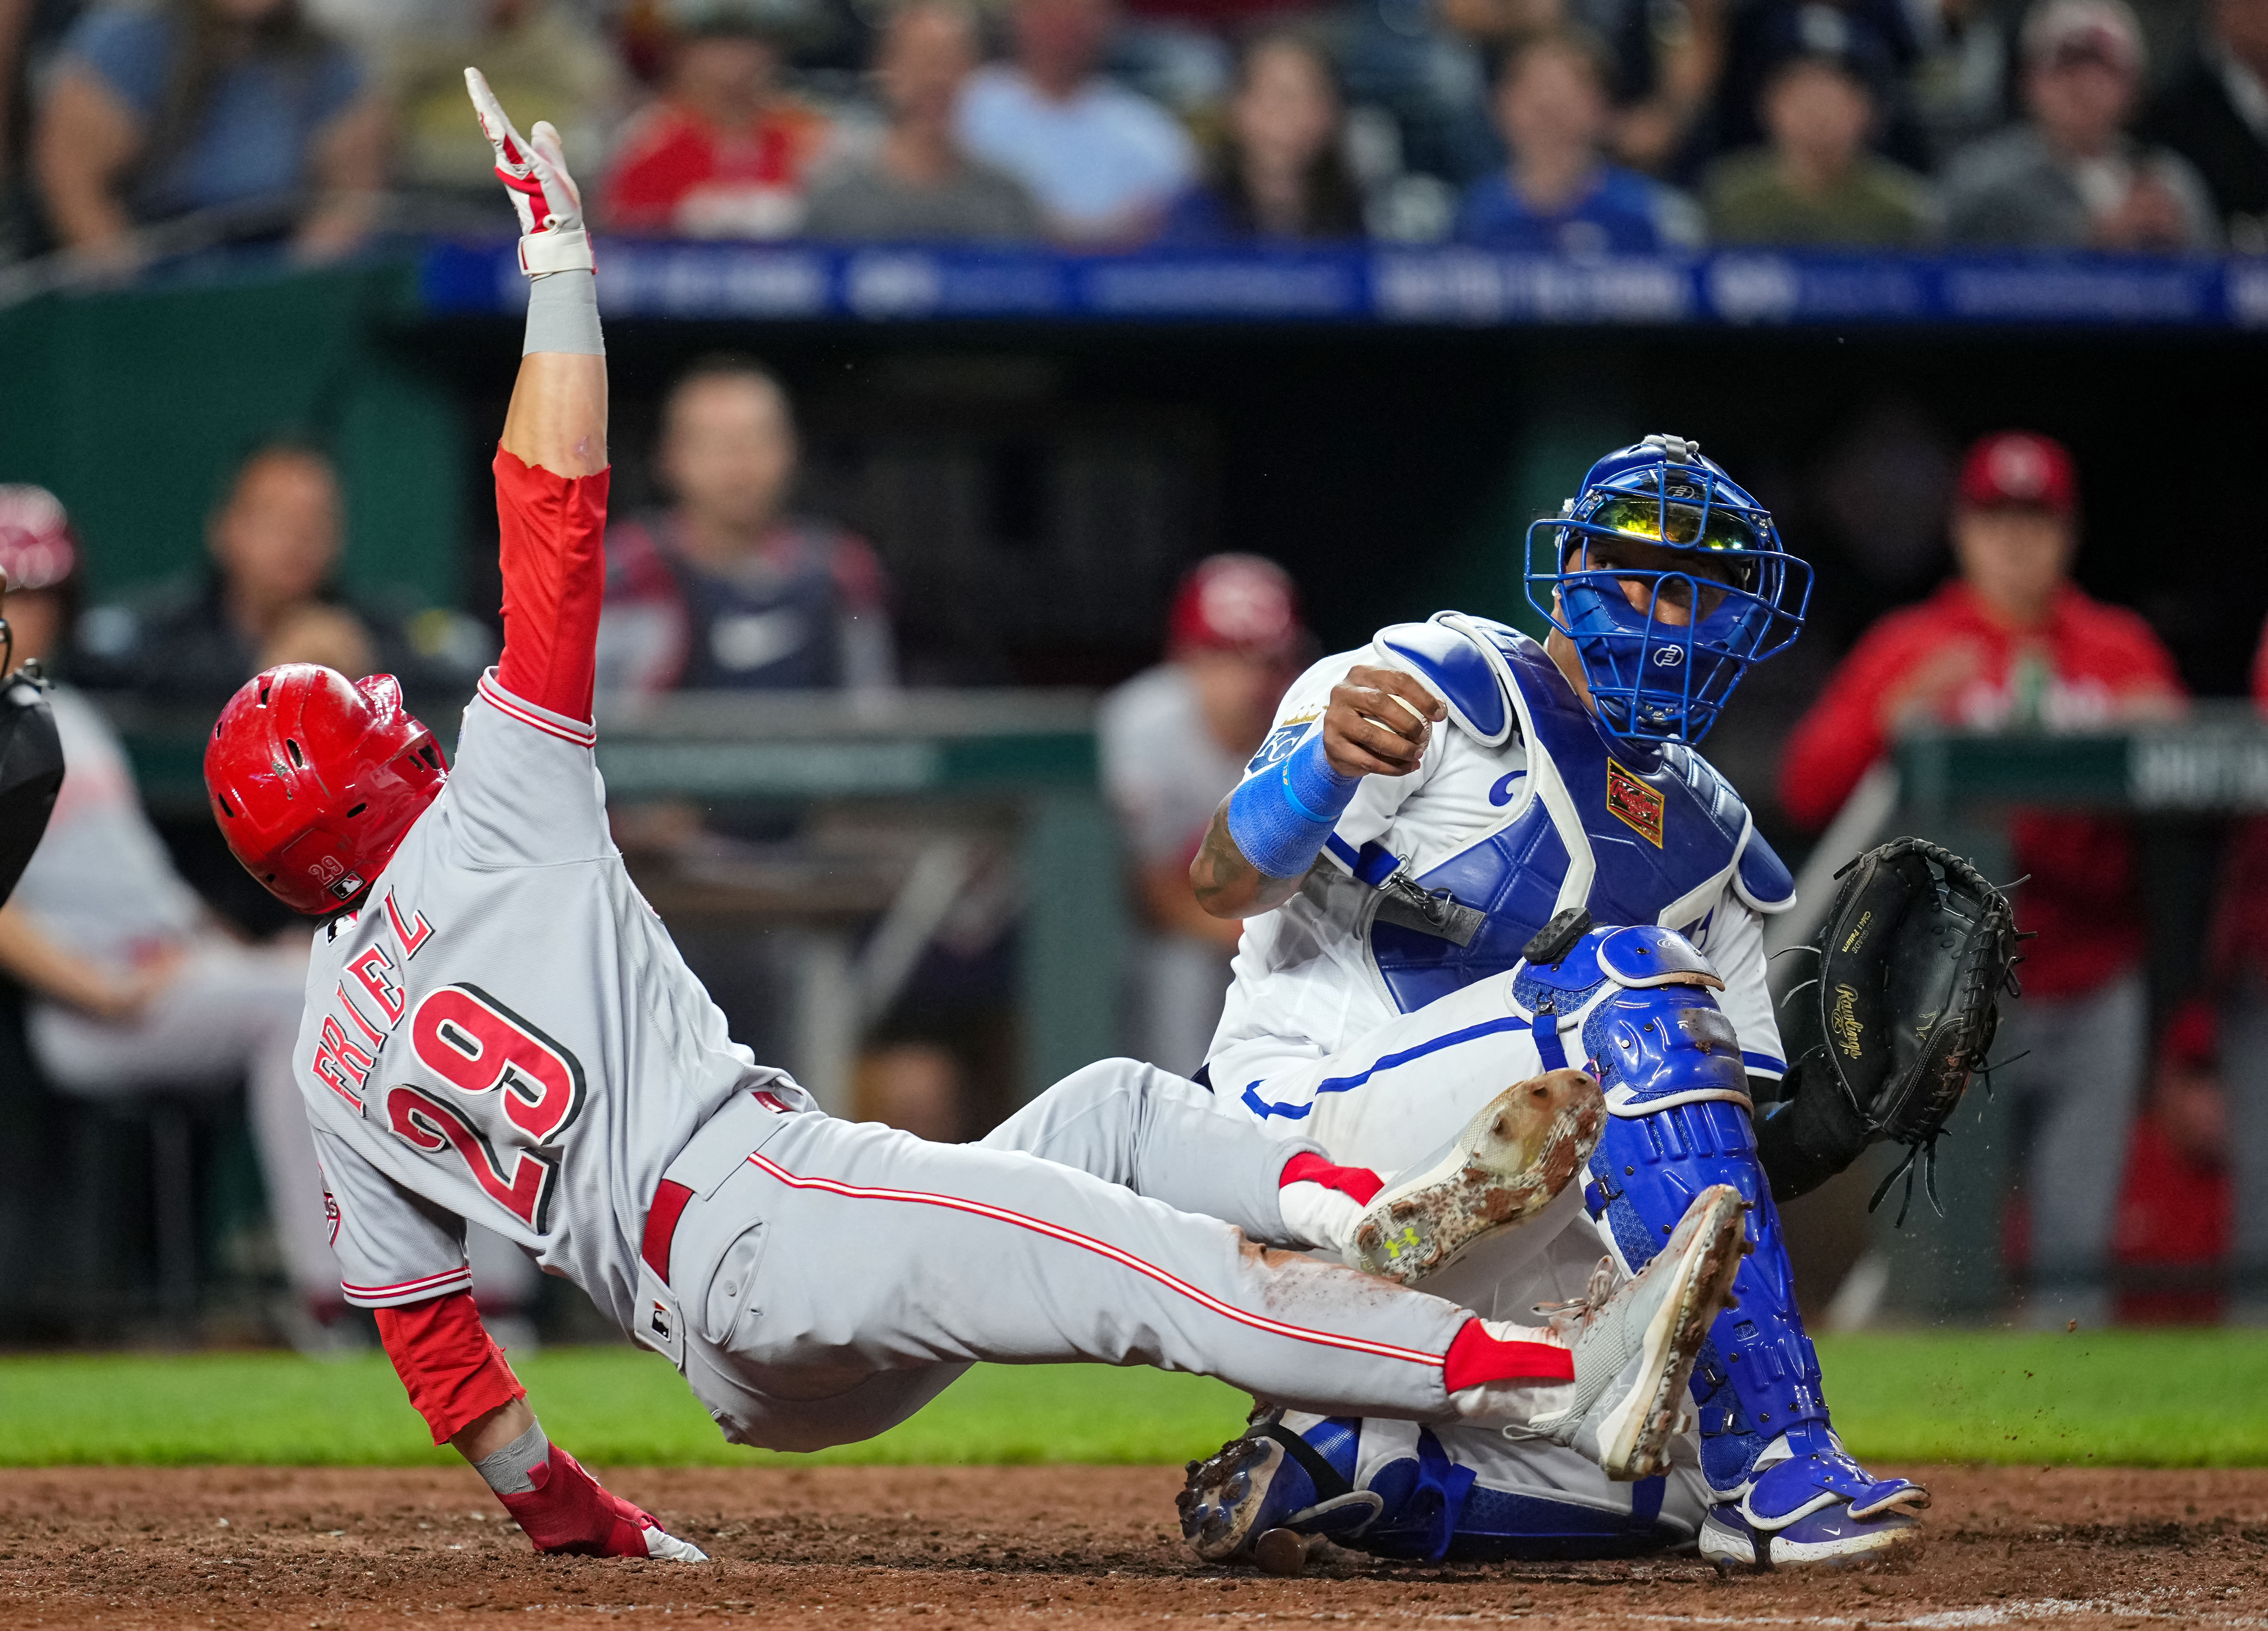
198, 73, 1749, 1564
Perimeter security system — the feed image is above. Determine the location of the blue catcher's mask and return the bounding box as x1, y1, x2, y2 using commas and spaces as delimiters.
1524, 434, 1810, 744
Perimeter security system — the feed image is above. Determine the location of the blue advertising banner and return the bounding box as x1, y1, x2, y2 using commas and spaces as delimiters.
420, 239, 2268, 329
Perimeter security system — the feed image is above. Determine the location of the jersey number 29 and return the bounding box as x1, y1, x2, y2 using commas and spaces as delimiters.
387, 984, 590, 1231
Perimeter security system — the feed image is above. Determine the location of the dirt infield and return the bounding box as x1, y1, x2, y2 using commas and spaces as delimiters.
2, 1464, 2263, 1629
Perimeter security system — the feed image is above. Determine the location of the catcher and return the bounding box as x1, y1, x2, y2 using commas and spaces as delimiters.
1166, 439, 2015, 1570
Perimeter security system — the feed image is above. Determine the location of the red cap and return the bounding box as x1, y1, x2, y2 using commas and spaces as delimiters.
0, 485, 78, 594
1168, 554, 1304, 658
1957, 431, 2077, 516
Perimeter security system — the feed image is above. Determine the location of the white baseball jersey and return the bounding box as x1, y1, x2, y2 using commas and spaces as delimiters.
1206, 643, 1782, 1103
297, 671, 796, 1329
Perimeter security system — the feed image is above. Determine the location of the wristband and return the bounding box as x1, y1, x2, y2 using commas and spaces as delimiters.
524, 268, 604, 357
472, 1419, 550, 1494
1225, 730, 1358, 880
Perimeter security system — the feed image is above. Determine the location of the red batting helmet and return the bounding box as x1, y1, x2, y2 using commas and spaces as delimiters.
205, 664, 447, 915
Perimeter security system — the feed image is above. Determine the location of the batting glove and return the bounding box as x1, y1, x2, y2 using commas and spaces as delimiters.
496, 1443, 708, 1561
464, 66, 593, 279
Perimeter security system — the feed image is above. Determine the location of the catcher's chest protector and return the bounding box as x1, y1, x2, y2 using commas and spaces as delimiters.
0, 671, 63, 908
1358, 621, 1792, 1014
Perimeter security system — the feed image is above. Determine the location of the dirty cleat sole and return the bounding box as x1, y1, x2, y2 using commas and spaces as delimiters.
1591, 1185, 1746, 1480
1351, 1069, 1605, 1284
1176, 1411, 1381, 1564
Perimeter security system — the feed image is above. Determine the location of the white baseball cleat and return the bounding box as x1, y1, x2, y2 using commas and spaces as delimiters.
1483, 1184, 1746, 1481
1349, 1069, 1605, 1284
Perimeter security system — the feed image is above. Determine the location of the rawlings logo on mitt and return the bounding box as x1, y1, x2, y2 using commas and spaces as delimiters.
1783, 837, 2020, 1223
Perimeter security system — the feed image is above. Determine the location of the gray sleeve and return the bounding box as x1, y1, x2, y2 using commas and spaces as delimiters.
314, 1123, 472, 1308
445, 677, 614, 868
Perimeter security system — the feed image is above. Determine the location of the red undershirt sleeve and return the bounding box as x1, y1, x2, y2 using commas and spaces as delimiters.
374, 1289, 527, 1446
492, 446, 611, 724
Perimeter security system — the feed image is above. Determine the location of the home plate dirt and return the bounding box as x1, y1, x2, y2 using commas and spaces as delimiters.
3, 1465, 2264, 1630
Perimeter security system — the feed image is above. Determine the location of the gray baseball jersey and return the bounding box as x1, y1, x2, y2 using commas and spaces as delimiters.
298, 671, 792, 1329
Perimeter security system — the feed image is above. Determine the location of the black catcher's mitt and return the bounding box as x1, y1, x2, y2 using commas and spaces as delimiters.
1779, 837, 2019, 1222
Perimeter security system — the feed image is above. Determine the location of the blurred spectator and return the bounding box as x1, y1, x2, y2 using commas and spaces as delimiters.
1781, 429, 2184, 1329
0, 484, 344, 1340
2140, 0, 2268, 253
955, 0, 1196, 244
387, 0, 629, 212
1705, 49, 1934, 244
1454, 27, 1700, 252
2107, 1000, 2232, 1325
601, 0, 831, 238
803, 0, 1041, 242
2, 0, 86, 261
1603, 0, 1730, 178
1098, 554, 1304, 1076
1940, 0, 2218, 249
1909, 0, 2020, 166
852, 1039, 968, 1140
1159, 33, 1363, 243
596, 356, 894, 702
1709, 0, 1926, 175
78, 440, 489, 715
34, 0, 384, 262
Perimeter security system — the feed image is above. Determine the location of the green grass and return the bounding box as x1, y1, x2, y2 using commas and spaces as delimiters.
2, 1331, 2264, 1468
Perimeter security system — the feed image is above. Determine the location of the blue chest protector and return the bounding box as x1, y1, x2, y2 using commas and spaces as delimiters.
1346, 615, 1791, 1016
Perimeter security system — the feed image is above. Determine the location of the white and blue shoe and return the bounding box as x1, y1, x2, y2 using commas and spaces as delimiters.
1696, 1424, 1927, 1569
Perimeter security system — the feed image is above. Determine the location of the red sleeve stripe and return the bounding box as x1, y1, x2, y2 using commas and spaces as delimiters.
744, 1151, 1448, 1371
477, 673, 598, 748
342, 1266, 474, 1302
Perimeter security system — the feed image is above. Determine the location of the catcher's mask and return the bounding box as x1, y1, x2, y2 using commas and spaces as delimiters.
1524, 433, 1810, 745
205, 664, 446, 915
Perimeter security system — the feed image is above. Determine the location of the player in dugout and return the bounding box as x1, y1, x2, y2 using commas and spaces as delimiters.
1166, 438, 2010, 1570
196, 70, 1754, 1563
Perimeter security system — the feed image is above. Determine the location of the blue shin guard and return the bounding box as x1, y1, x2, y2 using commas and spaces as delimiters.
1519, 925, 1928, 1567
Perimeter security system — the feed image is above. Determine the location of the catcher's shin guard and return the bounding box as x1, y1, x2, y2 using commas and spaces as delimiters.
1585, 1102, 1928, 1562
1571, 964, 1927, 1566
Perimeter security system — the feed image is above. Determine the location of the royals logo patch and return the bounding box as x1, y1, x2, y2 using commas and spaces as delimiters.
1605, 759, 1665, 847
1246, 716, 1319, 775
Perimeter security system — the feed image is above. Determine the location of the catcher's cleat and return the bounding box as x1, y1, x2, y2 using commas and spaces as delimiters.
1516, 1185, 1746, 1480
1697, 1425, 1927, 1569
1177, 1410, 1381, 1564
1350, 1069, 1605, 1284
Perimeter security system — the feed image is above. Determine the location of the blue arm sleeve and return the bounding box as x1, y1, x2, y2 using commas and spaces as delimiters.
1225, 729, 1359, 880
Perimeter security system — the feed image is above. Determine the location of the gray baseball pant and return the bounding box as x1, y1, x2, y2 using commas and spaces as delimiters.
650, 1058, 1487, 1452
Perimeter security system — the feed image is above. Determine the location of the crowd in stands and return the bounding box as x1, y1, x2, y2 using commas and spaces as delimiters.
0, 0, 2262, 265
